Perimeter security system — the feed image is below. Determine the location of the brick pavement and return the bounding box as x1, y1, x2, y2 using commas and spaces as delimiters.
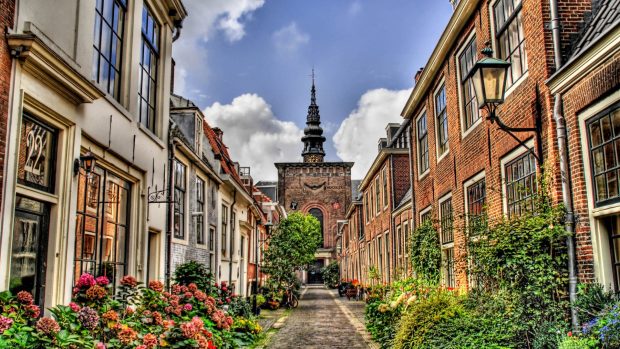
263, 287, 373, 349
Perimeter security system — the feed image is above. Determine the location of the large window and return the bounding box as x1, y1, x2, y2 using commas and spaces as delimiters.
75, 168, 130, 291
364, 193, 369, 223
221, 205, 228, 257
195, 178, 205, 245
92, 0, 126, 100
209, 227, 215, 270
435, 84, 449, 156
383, 169, 388, 208
440, 198, 455, 288
459, 37, 480, 131
604, 217, 620, 292
505, 152, 537, 217
417, 112, 429, 174
138, 6, 159, 133
467, 177, 486, 232
375, 178, 381, 214
587, 103, 620, 206
494, 0, 527, 89
173, 160, 186, 239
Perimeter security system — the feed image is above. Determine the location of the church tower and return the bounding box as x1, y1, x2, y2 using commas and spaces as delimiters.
301, 73, 326, 163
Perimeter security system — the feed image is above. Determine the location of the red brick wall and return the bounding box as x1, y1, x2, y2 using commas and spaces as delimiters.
0, 0, 15, 210
407, 0, 592, 288
562, 52, 620, 282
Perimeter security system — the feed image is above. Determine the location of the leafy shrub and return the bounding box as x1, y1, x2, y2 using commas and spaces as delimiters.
322, 261, 340, 288
227, 297, 252, 318
558, 335, 600, 349
582, 303, 620, 347
574, 283, 620, 324
409, 218, 441, 284
365, 292, 401, 349
174, 260, 215, 293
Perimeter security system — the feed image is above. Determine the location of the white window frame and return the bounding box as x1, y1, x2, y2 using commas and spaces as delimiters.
434, 78, 450, 162
456, 31, 481, 139
500, 139, 535, 216
578, 90, 620, 290
383, 168, 389, 210
489, 0, 529, 99
416, 108, 430, 178
463, 171, 486, 229
195, 175, 207, 248
173, 156, 189, 244
438, 192, 454, 248
419, 205, 432, 224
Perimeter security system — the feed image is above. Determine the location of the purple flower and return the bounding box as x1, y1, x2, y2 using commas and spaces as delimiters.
77, 306, 100, 330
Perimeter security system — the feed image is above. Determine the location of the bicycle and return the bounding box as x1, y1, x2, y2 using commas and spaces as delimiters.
282, 285, 299, 308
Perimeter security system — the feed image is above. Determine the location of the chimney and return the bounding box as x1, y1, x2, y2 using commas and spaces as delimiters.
414, 67, 425, 84
213, 127, 223, 141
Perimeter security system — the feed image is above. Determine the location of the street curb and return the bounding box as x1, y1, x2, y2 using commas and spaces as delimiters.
330, 291, 380, 349
255, 287, 307, 348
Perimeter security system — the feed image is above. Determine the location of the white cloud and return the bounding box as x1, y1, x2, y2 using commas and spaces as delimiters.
272, 22, 310, 54
173, 0, 265, 96
204, 94, 304, 181
333, 88, 411, 179
348, 1, 362, 16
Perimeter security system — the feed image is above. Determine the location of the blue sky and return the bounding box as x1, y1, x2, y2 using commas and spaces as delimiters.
173, 0, 453, 180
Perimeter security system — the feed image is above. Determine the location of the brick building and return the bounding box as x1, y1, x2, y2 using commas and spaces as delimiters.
548, 1, 620, 290
400, 0, 595, 288
0, 0, 15, 216
275, 79, 353, 284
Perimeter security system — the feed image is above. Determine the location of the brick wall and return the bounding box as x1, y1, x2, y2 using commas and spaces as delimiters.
406, 0, 592, 288
0, 0, 15, 211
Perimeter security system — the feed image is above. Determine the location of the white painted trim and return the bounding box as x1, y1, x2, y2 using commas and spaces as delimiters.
433, 78, 450, 162
463, 170, 486, 227
499, 139, 535, 216
455, 31, 481, 139
438, 192, 453, 245
578, 90, 620, 289
172, 154, 190, 245
419, 205, 432, 222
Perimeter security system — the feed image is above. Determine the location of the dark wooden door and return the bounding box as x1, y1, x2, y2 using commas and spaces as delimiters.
308, 259, 324, 284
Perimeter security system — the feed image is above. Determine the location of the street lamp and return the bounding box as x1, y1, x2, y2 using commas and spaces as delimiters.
469, 42, 543, 165
73, 151, 97, 177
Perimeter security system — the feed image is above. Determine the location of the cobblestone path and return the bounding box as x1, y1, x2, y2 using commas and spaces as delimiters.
264, 287, 372, 349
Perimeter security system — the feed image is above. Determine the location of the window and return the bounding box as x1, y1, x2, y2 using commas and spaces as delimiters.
403, 221, 410, 271
459, 36, 480, 130
505, 151, 537, 217
173, 160, 186, 240
421, 209, 431, 223
494, 0, 527, 89
467, 177, 486, 232
309, 208, 324, 247
435, 84, 449, 156
231, 211, 236, 254
92, 0, 126, 100
365, 193, 369, 223
444, 247, 455, 288
195, 178, 205, 245
370, 188, 374, 218
208, 227, 216, 271
440, 198, 453, 244
138, 5, 159, 133
378, 236, 383, 279
221, 205, 228, 257
358, 209, 364, 240
604, 217, 620, 292
397, 226, 402, 258
17, 115, 57, 193
375, 178, 381, 214
417, 112, 429, 174
587, 103, 620, 206
75, 168, 130, 291
383, 169, 388, 208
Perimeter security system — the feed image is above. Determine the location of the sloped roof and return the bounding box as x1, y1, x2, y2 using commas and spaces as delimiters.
170, 94, 198, 109
394, 187, 412, 212
351, 179, 362, 201
569, 0, 620, 58
202, 120, 246, 190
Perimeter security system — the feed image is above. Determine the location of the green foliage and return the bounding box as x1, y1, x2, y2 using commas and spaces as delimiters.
574, 283, 620, 324
262, 212, 322, 286
173, 260, 215, 293
365, 285, 401, 349
321, 261, 340, 288
409, 218, 441, 284
558, 335, 600, 349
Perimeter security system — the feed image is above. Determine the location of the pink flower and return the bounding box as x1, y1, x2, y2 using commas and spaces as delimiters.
95, 276, 109, 286
142, 333, 158, 348
188, 283, 198, 292
36, 317, 60, 336
16, 291, 34, 305
136, 346, 147, 349
0, 316, 13, 332
77, 273, 96, 288
95, 342, 106, 349
120, 275, 138, 288
148, 281, 164, 292
69, 302, 81, 312
183, 304, 193, 311
25, 304, 41, 318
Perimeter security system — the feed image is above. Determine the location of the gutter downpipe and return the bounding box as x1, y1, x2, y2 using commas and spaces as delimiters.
229, 189, 237, 288
389, 154, 396, 282
406, 122, 416, 275
165, 133, 175, 289
549, 0, 579, 331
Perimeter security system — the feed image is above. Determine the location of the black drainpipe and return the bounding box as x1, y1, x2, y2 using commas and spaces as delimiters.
389, 154, 396, 282
165, 135, 175, 289
229, 189, 237, 288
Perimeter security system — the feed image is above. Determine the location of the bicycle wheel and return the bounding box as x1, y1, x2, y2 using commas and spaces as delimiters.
290, 296, 299, 308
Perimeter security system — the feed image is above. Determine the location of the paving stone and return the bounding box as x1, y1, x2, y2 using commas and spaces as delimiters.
264, 287, 371, 349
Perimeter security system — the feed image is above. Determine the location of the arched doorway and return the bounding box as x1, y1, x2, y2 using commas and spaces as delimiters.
308, 208, 325, 284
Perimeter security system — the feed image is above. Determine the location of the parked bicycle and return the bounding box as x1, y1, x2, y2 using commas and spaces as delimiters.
282, 284, 299, 308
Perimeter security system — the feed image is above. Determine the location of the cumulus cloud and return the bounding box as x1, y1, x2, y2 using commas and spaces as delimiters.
333, 88, 411, 179
272, 22, 310, 54
204, 94, 304, 181
173, 0, 265, 96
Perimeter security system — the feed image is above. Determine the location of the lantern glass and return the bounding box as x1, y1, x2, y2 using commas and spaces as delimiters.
81, 153, 97, 174
470, 56, 510, 109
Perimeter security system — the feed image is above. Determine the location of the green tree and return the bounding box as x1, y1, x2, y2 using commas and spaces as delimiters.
262, 212, 322, 286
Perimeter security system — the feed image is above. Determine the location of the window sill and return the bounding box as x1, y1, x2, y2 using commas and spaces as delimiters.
437, 149, 450, 164
461, 118, 483, 139
100, 91, 134, 123
418, 169, 430, 181
138, 123, 165, 149
503, 71, 529, 100
172, 238, 189, 246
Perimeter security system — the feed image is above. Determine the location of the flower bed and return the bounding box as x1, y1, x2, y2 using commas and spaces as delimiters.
0, 273, 261, 349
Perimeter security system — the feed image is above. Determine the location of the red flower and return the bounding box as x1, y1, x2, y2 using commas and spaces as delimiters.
148, 281, 164, 292
120, 275, 138, 288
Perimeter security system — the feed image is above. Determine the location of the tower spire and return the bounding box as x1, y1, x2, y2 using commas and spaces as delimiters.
302, 69, 326, 163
